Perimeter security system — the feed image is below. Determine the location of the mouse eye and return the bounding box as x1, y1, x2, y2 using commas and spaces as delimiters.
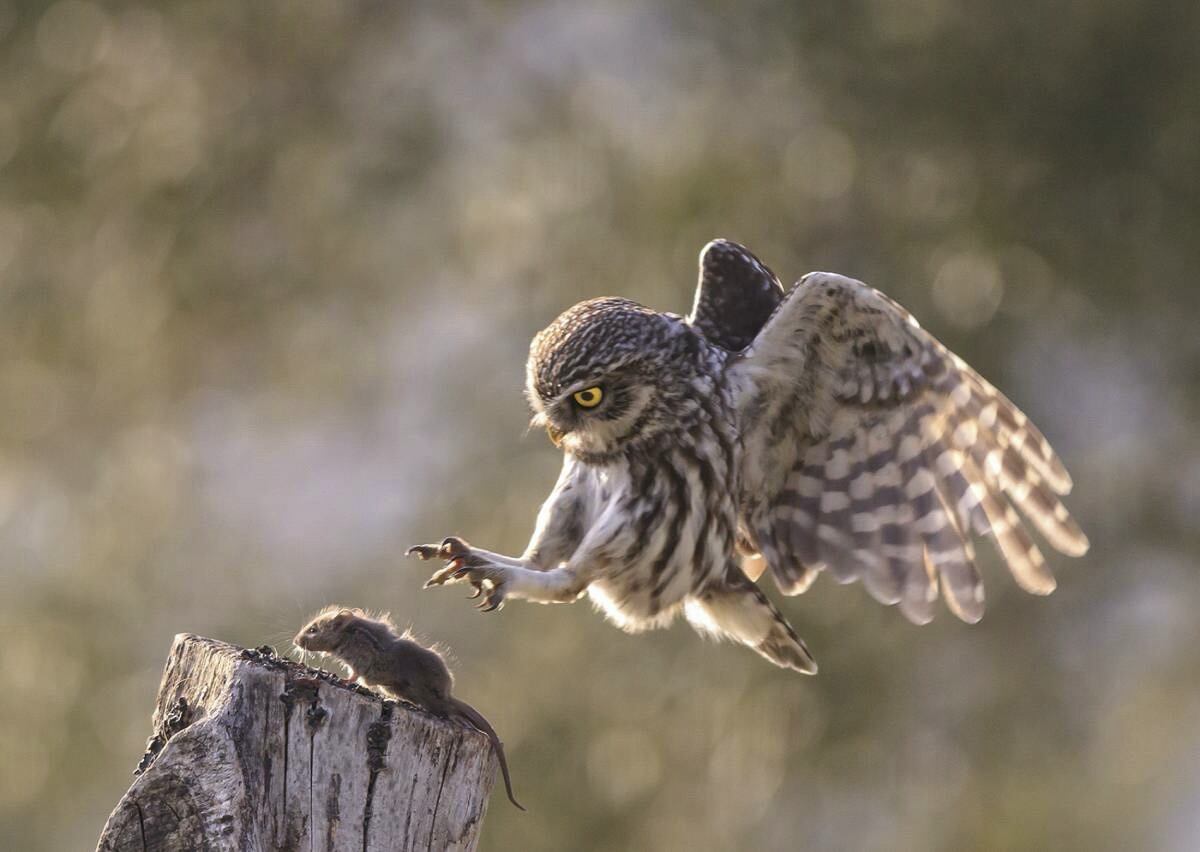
572, 386, 603, 409
307, 625, 318, 634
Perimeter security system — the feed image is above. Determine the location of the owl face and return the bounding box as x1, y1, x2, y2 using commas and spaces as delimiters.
526, 298, 698, 459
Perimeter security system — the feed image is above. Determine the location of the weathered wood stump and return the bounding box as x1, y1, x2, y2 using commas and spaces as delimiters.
96, 634, 498, 851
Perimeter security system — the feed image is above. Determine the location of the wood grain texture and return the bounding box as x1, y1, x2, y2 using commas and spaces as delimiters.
96, 634, 497, 852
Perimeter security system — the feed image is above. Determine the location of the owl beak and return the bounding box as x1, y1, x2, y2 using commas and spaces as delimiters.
545, 424, 566, 447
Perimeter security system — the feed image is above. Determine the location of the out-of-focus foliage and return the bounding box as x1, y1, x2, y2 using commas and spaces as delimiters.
1, 0, 1198, 849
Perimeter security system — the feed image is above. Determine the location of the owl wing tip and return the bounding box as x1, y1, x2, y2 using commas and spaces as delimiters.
689, 239, 784, 352
1063, 532, 1090, 557
1029, 579, 1058, 596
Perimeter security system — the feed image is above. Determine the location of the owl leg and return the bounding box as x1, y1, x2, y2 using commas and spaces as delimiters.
684, 571, 818, 674
407, 537, 591, 610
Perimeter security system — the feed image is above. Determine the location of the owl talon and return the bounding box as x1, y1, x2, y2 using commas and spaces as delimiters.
406, 543, 441, 561
407, 536, 473, 562
410, 537, 509, 608
476, 584, 506, 612
439, 536, 471, 559
424, 562, 461, 587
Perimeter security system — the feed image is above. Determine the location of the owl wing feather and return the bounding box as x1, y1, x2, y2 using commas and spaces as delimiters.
687, 239, 785, 352
728, 271, 1088, 624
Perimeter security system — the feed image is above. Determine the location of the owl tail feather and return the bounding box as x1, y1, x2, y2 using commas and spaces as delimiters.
685, 572, 818, 675
754, 619, 819, 674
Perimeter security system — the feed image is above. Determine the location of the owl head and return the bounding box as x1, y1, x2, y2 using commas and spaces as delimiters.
525, 297, 710, 461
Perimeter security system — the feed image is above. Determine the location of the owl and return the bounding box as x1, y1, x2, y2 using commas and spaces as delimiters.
409, 240, 1088, 673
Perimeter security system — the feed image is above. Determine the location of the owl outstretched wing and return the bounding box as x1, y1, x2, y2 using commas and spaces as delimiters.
687, 239, 785, 352
729, 272, 1088, 624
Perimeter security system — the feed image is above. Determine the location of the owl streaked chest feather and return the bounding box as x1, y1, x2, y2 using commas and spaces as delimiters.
567, 373, 743, 630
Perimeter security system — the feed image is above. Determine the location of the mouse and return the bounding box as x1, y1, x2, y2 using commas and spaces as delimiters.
293, 606, 525, 810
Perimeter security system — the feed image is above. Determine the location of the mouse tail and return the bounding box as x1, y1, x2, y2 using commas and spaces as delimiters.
447, 697, 527, 811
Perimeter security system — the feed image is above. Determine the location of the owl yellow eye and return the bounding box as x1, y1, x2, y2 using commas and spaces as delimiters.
572, 387, 604, 408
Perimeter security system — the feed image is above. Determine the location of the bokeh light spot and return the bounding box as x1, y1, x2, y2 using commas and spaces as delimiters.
931, 250, 1004, 329
784, 125, 857, 202
587, 727, 663, 806
36, 0, 110, 72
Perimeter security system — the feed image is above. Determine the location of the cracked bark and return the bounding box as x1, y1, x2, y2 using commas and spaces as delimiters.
96, 635, 497, 852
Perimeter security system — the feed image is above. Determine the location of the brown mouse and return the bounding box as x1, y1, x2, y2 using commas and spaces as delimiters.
293, 606, 525, 810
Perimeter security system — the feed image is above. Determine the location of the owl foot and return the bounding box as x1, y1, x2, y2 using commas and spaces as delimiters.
407, 536, 508, 611
408, 536, 480, 585
406, 535, 474, 566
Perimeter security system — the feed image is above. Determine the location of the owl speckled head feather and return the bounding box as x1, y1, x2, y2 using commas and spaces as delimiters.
525, 297, 710, 462
527, 298, 670, 400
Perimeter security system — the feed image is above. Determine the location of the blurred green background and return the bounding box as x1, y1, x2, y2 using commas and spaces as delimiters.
2, 0, 1198, 849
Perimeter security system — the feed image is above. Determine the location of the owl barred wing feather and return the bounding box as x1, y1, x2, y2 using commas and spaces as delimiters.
729, 271, 1088, 624
687, 239, 786, 352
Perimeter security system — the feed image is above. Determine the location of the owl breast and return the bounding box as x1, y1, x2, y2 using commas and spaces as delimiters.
580, 384, 741, 632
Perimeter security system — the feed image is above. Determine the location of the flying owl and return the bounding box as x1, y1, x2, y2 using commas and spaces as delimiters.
409, 240, 1088, 673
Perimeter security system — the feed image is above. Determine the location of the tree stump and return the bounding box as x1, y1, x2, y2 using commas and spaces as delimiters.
96, 634, 498, 851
